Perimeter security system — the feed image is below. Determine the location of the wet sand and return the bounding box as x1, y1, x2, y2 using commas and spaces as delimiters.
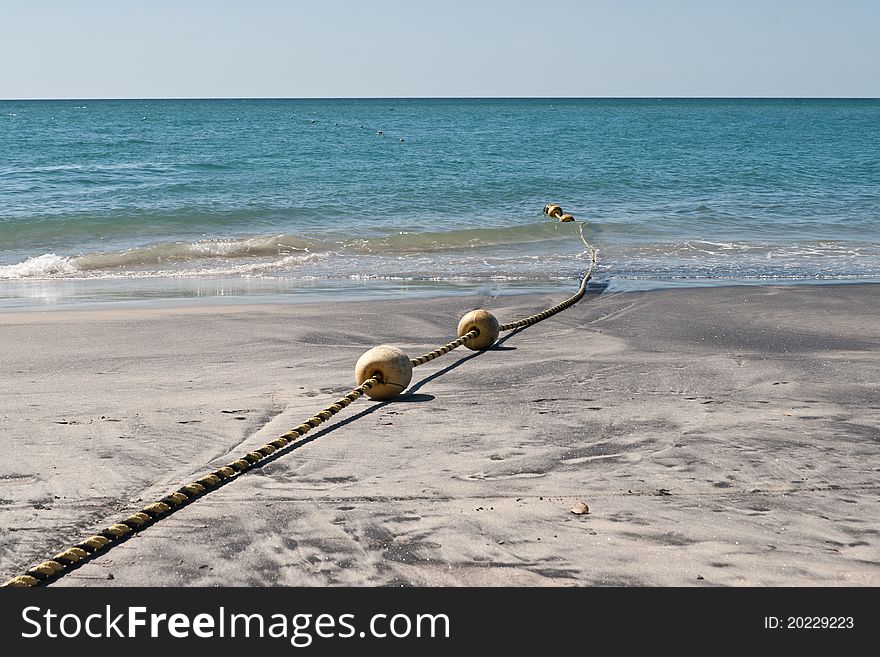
1, 283, 878, 586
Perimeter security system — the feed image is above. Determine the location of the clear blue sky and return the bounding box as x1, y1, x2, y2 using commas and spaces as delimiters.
1, 0, 877, 99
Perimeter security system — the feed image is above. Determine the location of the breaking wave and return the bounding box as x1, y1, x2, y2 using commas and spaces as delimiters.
0, 223, 579, 279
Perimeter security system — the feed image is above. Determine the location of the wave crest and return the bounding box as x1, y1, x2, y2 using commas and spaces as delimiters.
0, 253, 79, 279
0, 235, 323, 279
0, 223, 582, 279
73, 235, 316, 270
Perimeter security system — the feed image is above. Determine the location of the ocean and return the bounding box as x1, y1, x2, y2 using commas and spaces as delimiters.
1, 98, 878, 307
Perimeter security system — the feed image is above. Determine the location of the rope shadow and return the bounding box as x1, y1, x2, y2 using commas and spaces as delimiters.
24, 401, 391, 586
405, 328, 522, 396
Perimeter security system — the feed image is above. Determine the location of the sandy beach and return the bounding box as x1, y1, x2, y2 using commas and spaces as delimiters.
1, 283, 878, 586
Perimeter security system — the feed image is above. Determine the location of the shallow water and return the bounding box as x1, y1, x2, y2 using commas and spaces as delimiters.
1, 98, 878, 306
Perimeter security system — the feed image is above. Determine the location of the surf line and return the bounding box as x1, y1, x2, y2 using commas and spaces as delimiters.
2, 204, 597, 587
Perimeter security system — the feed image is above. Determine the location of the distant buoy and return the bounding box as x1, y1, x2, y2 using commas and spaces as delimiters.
457, 309, 500, 351
355, 345, 412, 400
559, 214, 575, 222
399, 138, 405, 143
377, 130, 384, 135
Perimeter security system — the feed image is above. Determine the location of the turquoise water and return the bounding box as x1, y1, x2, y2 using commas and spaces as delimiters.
1, 98, 879, 306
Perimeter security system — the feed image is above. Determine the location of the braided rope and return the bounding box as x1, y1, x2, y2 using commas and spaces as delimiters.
2, 377, 379, 587
3, 212, 597, 588
410, 330, 478, 367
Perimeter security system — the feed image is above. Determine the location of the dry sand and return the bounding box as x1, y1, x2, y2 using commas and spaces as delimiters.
1, 283, 878, 586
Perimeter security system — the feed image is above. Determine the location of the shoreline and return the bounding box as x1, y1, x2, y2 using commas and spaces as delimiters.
1, 283, 878, 586
2, 275, 880, 313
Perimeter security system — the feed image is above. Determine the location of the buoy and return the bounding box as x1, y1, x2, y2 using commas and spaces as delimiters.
559, 214, 575, 222
355, 345, 413, 400
544, 204, 564, 218
457, 309, 500, 351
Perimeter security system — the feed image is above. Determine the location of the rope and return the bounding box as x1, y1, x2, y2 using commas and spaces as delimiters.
409, 226, 596, 363
410, 330, 478, 366
3, 209, 597, 588
499, 223, 596, 331
2, 377, 379, 588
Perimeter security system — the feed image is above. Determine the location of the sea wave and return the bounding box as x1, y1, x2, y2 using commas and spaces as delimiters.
343, 222, 578, 253
3, 225, 879, 284
0, 234, 322, 279
97, 253, 327, 279
0, 222, 581, 279
73, 235, 317, 270
0, 254, 79, 278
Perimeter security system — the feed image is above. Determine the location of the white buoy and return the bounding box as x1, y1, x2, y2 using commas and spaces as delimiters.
355, 345, 413, 400
457, 309, 500, 351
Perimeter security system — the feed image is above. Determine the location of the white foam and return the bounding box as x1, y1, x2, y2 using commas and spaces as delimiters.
0, 251, 326, 280
0, 254, 79, 279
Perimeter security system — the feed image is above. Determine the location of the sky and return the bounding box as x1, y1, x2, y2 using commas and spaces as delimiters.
1, 0, 878, 99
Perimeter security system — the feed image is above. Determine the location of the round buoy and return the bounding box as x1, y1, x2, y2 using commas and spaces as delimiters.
544, 204, 563, 218
355, 345, 413, 400
457, 309, 500, 351
559, 214, 575, 222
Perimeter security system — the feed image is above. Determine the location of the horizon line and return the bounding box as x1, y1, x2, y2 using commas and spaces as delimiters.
2, 95, 879, 102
